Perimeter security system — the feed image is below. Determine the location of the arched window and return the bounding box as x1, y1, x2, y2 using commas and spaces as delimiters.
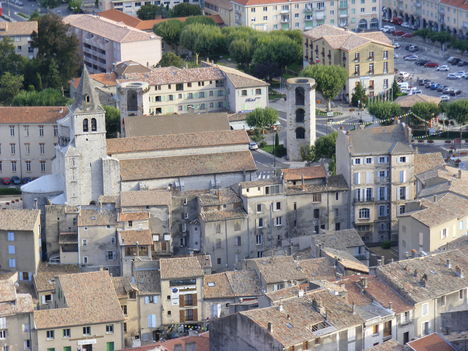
295, 87, 305, 106
359, 208, 370, 219
127, 90, 138, 112
91, 118, 97, 131
84, 94, 90, 103
295, 108, 305, 123
295, 127, 305, 139
83, 118, 89, 132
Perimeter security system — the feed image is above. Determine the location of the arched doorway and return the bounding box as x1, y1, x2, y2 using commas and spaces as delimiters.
295, 108, 305, 123
358, 19, 368, 31
370, 18, 379, 29
295, 127, 305, 139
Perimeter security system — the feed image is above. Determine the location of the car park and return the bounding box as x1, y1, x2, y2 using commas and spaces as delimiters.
394, 30, 406, 36
402, 33, 414, 38
405, 45, 419, 52
397, 81, 409, 90
447, 73, 458, 79
424, 62, 439, 68
424, 81, 433, 88
437, 85, 447, 92
430, 82, 441, 90
450, 89, 462, 96
11, 176, 21, 185
398, 71, 411, 79
1, 178, 11, 185
440, 95, 450, 101
415, 59, 429, 66
455, 71, 466, 78
409, 88, 422, 95
392, 17, 403, 25
443, 87, 454, 94
401, 22, 411, 28
449, 58, 461, 65
457, 60, 468, 67
404, 55, 419, 61
437, 65, 450, 71
419, 79, 431, 86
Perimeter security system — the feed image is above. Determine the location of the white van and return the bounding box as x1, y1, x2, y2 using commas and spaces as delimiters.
397, 82, 409, 90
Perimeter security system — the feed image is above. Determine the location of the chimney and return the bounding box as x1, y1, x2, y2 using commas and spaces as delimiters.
455, 265, 464, 278
278, 304, 284, 312
447, 259, 452, 269
352, 303, 356, 314
360, 277, 368, 289
267, 322, 273, 333
298, 289, 305, 297
420, 273, 428, 287
388, 302, 393, 311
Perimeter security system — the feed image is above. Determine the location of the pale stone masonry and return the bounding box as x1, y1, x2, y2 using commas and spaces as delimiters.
0, 21, 38, 58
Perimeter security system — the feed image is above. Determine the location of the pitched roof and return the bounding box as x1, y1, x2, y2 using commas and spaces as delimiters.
160, 255, 210, 279
407, 333, 457, 351
0, 209, 40, 231
0, 106, 68, 124
245, 256, 307, 284
441, 0, 468, 11
414, 152, 445, 175
304, 25, 393, 50
395, 94, 441, 108
0, 21, 38, 36
112, 276, 134, 298
118, 212, 149, 221
204, 270, 261, 299
377, 250, 468, 303
321, 248, 369, 273
200, 207, 247, 222
281, 165, 327, 181
34, 263, 81, 292
0, 274, 17, 303
123, 113, 230, 137
77, 208, 116, 227
120, 333, 210, 351
311, 229, 365, 249
33, 271, 125, 329
71, 72, 117, 89
233, 0, 303, 5
107, 130, 249, 155
120, 189, 172, 207
205, 0, 232, 10
63, 14, 160, 43
119, 66, 224, 85
0, 293, 34, 318
285, 174, 349, 194
206, 62, 269, 88
365, 340, 404, 351
344, 124, 413, 155
296, 257, 337, 281
114, 60, 152, 76
198, 188, 241, 207
134, 269, 161, 294
119, 151, 257, 181
119, 229, 153, 246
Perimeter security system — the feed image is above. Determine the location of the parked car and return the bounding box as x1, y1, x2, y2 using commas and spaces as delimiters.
424, 62, 439, 68
402, 33, 414, 38
1, 177, 11, 185
381, 25, 396, 32
440, 95, 451, 101
449, 89, 462, 96
391, 17, 403, 25
405, 45, 419, 52
398, 71, 411, 79
393, 42, 401, 48
457, 60, 468, 67
443, 87, 454, 94
447, 57, 460, 64
404, 55, 419, 61
249, 142, 259, 151
401, 22, 410, 28
437, 65, 450, 71
430, 82, 441, 90
454, 71, 466, 78
415, 59, 429, 66
447, 73, 459, 79
419, 79, 431, 86
437, 85, 447, 92
409, 89, 422, 95
424, 81, 433, 88
22, 177, 32, 184
11, 176, 21, 185
450, 58, 461, 65
394, 30, 406, 36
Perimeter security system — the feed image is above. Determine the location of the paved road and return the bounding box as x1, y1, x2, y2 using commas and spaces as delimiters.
1, 0, 71, 21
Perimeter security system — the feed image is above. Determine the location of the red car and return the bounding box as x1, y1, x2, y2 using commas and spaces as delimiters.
424, 62, 440, 68
402, 33, 414, 38
391, 17, 403, 25
1, 177, 11, 185
393, 30, 406, 36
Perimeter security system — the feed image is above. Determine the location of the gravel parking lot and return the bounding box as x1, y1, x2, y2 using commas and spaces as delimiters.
392, 37, 468, 101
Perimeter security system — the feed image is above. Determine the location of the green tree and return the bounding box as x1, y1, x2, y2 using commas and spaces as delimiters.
300, 132, 337, 163
103, 106, 121, 138
0, 73, 24, 105
137, 4, 162, 19
300, 145, 316, 162
0, 38, 26, 76
12, 88, 70, 106
153, 20, 184, 47
180, 23, 225, 59
391, 79, 401, 100
38, 0, 61, 9
68, 0, 82, 13
351, 82, 367, 108
158, 52, 186, 68
302, 65, 347, 111
446, 99, 468, 125
246, 107, 279, 132
170, 3, 202, 17
368, 101, 401, 123
32, 14, 80, 88
184, 16, 216, 26
411, 102, 439, 122
229, 39, 254, 67
29, 11, 41, 21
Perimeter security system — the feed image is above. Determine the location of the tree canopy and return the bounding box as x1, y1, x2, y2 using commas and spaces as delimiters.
158, 52, 186, 68
368, 101, 401, 123
137, 4, 163, 19
153, 20, 184, 46
0, 73, 24, 105
103, 106, 121, 138
0, 38, 26, 76
229, 39, 254, 67
12, 88, 70, 106
302, 65, 347, 111
300, 132, 337, 162
410, 102, 439, 121
446, 99, 468, 125
180, 23, 225, 59
246, 107, 279, 131
351, 82, 367, 108
170, 3, 202, 17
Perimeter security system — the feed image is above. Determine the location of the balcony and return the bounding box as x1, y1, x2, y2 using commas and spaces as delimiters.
59, 232, 78, 245
280, 7, 289, 13
315, 11, 325, 20
304, 6, 313, 13
354, 197, 374, 203
280, 16, 290, 23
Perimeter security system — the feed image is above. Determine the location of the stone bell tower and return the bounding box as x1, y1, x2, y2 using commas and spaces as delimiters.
286, 77, 317, 161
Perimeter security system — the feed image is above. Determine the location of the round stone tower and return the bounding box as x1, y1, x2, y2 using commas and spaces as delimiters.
286, 77, 317, 161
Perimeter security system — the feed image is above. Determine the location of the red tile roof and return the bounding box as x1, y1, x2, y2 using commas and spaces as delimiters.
71, 73, 117, 89
281, 165, 327, 181
0, 106, 68, 124
119, 332, 209, 351
441, 0, 468, 10
407, 333, 457, 351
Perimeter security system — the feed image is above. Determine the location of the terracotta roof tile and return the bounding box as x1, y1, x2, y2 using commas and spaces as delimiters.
71, 73, 117, 89
297, 257, 337, 281
119, 66, 224, 85
98, 9, 141, 27
245, 256, 307, 284
77, 209, 117, 227
0, 21, 37, 36
407, 333, 457, 351
119, 151, 257, 181
160, 255, 209, 279
414, 152, 445, 175
119, 229, 152, 246
395, 94, 441, 108
0, 106, 68, 124
33, 271, 124, 329
441, 0, 468, 10
118, 212, 149, 222
120, 189, 172, 207
366, 340, 404, 351
34, 263, 81, 292
0, 293, 34, 317
281, 165, 326, 181
120, 333, 210, 351
205, 62, 269, 88
0, 209, 40, 231
106, 130, 249, 155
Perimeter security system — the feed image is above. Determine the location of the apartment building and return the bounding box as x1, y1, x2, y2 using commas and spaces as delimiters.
377, 250, 468, 340
159, 255, 212, 326
33, 271, 125, 351
229, 0, 381, 31
117, 62, 268, 118
383, 0, 468, 36
63, 14, 162, 73
0, 21, 37, 58
0, 273, 34, 351
0, 209, 41, 280
303, 25, 394, 101
98, 0, 203, 16
0, 107, 68, 179
336, 124, 415, 243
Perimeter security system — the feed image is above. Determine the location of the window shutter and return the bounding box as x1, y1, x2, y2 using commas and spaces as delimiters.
193, 308, 198, 321
147, 315, 152, 328
366, 171, 373, 184
192, 294, 197, 306
153, 295, 159, 304
144, 296, 149, 304
151, 314, 157, 327
179, 295, 185, 307
179, 310, 185, 323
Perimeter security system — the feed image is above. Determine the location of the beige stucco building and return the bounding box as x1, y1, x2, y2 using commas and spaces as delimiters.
0, 209, 41, 280
0, 21, 38, 58
226, 0, 381, 31
0, 107, 68, 179
304, 25, 395, 102
33, 271, 125, 351
336, 124, 415, 243
63, 14, 162, 73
